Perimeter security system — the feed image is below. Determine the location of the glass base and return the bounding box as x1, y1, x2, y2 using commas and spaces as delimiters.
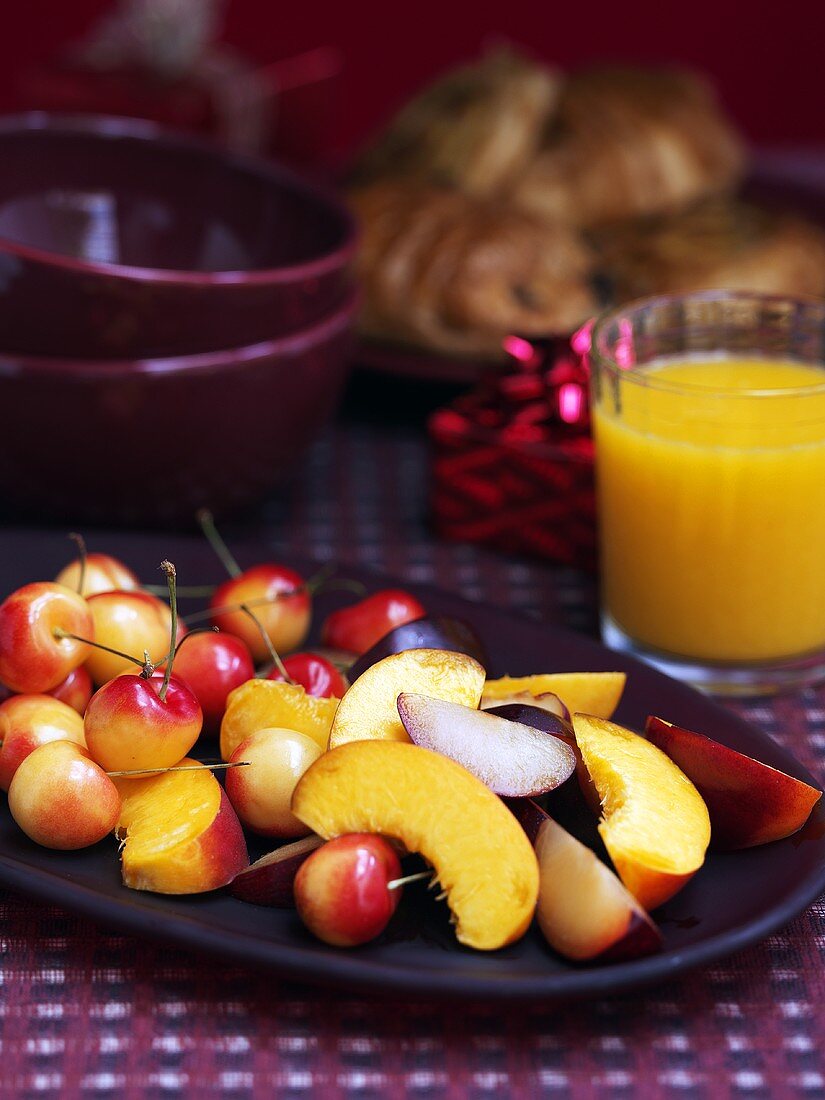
601, 615, 825, 697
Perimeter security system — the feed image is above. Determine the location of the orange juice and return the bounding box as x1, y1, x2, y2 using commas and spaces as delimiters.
593, 357, 825, 663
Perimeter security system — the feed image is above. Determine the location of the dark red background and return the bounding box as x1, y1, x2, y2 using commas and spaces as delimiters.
0, 0, 821, 157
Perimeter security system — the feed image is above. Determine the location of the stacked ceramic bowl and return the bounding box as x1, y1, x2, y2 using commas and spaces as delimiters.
0, 114, 357, 525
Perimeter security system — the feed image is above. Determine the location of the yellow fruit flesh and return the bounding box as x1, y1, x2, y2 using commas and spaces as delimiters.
115, 759, 219, 893
220, 679, 338, 760
292, 740, 539, 950
573, 715, 710, 909
328, 649, 485, 748
482, 672, 626, 719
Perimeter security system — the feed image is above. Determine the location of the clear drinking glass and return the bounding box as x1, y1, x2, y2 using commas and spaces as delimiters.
588, 290, 825, 695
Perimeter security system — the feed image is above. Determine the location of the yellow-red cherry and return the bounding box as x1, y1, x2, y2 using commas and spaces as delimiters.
0, 582, 94, 694
55, 553, 140, 598
293, 834, 403, 947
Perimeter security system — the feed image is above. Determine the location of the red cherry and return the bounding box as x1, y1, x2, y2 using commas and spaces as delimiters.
170, 632, 255, 737
267, 652, 347, 698
293, 834, 403, 947
321, 590, 426, 656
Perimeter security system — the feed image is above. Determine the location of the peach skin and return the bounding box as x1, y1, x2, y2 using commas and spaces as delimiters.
645, 716, 822, 849
8, 740, 120, 850
0, 693, 86, 791
572, 714, 711, 911
114, 757, 248, 893
0, 582, 94, 694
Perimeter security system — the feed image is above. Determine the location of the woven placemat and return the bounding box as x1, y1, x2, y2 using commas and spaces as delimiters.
1, 420, 823, 1098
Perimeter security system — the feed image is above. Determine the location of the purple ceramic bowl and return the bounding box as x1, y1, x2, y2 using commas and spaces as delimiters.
0, 113, 356, 357
0, 290, 357, 525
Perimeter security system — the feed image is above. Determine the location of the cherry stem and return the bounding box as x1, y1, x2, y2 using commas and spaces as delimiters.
106, 761, 250, 777
386, 871, 432, 891
182, 564, 356, 627
239, 603, 293, 683
52, 628, 147, 673
68, 532, 87, 595
158, 561, 178, 703
314, 577, 368, 598
161, 626, 220, 668
196, 509, 242, 579
143, 583, 217, 598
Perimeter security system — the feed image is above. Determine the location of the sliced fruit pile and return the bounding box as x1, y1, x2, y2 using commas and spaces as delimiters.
0, 527, 821, 966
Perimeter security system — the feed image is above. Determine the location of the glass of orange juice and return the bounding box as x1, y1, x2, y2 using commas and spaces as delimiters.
589, 290, 825, 695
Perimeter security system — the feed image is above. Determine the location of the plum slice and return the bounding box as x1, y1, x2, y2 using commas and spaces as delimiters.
229, 834, 324, 906
397, 693, 576, 797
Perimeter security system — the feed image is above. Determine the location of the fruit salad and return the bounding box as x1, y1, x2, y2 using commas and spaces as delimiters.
0, 526, 820, 966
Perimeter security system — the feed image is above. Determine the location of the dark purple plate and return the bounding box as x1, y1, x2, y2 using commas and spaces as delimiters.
0, 528, 823, 1001
357, 154, 825, 385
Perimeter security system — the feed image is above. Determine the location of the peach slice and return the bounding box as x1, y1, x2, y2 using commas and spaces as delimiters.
220, 678, 339, 761
328, 649, 485, 749
229, 834, 324, 906
511, 799, 662, 962
114, 758, 248, 894
572, 714, 711, 911
481, 672, 626, 719
291, 740, 539, 950
645, 716, 822, 849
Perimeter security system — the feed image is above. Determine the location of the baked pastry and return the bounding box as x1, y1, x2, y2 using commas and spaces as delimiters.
593, 198, 825, 301
351, 49, 561, 197
349, 181, 596, 357
512, 68, 745, 227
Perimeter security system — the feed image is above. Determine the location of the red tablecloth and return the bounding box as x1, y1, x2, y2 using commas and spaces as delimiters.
2, 421, 824, 1097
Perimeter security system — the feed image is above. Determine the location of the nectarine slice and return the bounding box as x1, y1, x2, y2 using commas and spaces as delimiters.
220, 678, 338, 761
291, 740, 539, 950
114, 758, 248, 894
572, 714, 710, 911
645, 716, 822, 849
511, 799, 662, 962
482, 672, 626, 719
327, 649, 485, 749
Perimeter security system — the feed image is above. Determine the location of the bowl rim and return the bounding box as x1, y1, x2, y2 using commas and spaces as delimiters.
0, 287, 359, 378
0, 112, 358, 286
